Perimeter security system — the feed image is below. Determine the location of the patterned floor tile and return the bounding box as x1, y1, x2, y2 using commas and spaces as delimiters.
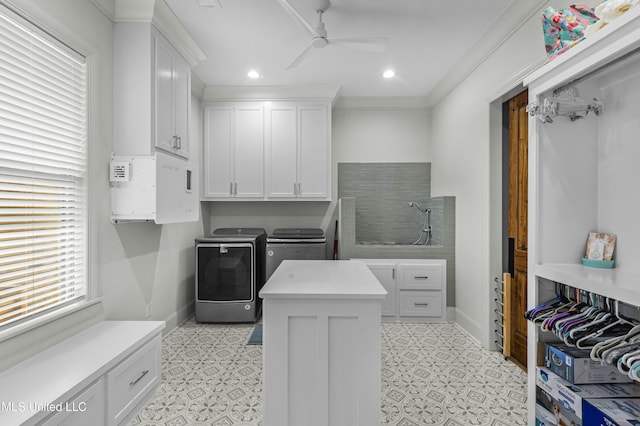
131, 319, 527, 425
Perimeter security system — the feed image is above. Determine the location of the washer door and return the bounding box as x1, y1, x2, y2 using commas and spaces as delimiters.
197, 243, 254, 302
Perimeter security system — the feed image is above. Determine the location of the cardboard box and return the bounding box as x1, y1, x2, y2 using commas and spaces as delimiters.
536, 383, 580, 425
536, 403, 557, 426
583, 398, 640, 426
536, 367, 640, 423
545, 343, 633, 384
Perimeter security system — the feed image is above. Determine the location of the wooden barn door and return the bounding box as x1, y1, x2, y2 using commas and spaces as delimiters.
506, 90, 529, 368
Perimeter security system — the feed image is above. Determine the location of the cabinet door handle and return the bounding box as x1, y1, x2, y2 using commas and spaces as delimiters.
297, 182, 301, 196
130, 369, 149, 388
176, 135, 182, 150
229, 182, 234, 195
414, 276, 429, 280
234, 182, 238, 195
392, 268, 395, 279
414, 303, 429, 307
293, 182, 297, 196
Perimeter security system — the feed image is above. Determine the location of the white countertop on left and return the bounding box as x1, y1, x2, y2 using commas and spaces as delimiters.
259, 260, 387, 299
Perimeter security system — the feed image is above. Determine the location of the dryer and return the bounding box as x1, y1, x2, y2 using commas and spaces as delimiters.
266, 228, 327, 280
195, 228, 266, 323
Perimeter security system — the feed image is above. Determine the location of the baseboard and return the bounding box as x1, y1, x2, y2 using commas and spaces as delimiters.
453, 307, 483, 347
163, 299, 194, 335
446, 307, 456, 322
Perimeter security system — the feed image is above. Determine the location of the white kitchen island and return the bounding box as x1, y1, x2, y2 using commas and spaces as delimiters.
259, 259, 387, 426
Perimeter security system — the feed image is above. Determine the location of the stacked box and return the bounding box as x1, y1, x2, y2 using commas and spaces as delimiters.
536, 386, 573, 425
536, 367, 640, 424
536, 403, 557, 426
545, 343, 633, 384
583, 398, 640, 426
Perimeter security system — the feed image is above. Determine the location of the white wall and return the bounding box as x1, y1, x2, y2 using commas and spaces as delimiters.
429, 0, 574, 346
0, 0, 205, 369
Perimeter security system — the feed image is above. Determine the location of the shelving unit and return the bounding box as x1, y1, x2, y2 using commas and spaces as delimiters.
524, 8, 640, 424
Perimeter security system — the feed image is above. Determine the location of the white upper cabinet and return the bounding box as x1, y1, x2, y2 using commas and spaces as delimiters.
202, 101, 331, 201
113, 23, 191, 159
154, 35, 191, 158
265, 102, 331, 200
203, 103, 264, 199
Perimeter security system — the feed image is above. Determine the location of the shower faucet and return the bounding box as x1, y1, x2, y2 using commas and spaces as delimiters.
408, 201, 432, 245
408, 201, 430, 214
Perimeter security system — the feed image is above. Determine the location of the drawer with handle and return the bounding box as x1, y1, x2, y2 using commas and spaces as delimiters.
399, 291, 443, 317
398, 264, 443, 290
107, 335, 161, 425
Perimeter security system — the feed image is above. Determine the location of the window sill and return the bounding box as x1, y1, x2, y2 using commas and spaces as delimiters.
0, 298, 103, 345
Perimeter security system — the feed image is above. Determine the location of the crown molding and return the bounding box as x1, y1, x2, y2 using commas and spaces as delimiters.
114, 0, 206, 67
333, 96, 430, 111
202, 85, 342, 103
426, 0, 549, 108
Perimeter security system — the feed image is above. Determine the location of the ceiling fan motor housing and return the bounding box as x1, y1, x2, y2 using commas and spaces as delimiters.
312, 37, 328, 48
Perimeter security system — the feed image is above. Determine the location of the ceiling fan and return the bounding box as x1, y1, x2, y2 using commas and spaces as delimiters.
277, 0, 387, 69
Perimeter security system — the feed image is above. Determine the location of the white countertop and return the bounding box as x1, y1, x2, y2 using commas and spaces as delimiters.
259, 260, 387, 299
0, 320, 164, 426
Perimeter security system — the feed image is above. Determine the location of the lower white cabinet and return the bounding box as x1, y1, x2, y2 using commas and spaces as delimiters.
107, 336, 161, 425
0, 321, 164, 426
354, 259, 447, 321
365, 263, 397, 317
40, 379, 105, 426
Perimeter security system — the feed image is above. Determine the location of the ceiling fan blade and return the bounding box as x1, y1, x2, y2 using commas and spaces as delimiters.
277, 0, 319, 38
328, 37, 387, 53
286, 41, 317, 70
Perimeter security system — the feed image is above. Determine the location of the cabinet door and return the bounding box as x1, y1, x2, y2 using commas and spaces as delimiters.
266, 105, 297, 198
298, 105, 329, 199
366, 264, 397, 317
235, 105, 264, 198
154, 36, 174, 154
40, 379, 105, 426
172, 54, 190, 158
203, 106, 234, 198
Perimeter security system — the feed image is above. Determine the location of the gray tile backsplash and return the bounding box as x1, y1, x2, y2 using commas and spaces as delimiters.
338, 163, 431, 244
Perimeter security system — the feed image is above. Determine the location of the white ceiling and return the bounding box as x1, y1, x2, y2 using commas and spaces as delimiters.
165, 0, 515, 97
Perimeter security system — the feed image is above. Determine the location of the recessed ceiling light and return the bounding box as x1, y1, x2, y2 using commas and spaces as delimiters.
382, 69, 395, 79
247, 70, 261, 79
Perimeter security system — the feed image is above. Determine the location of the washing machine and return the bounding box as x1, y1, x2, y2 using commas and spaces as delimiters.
195, 228, 266, 323
266, 228, 327, 280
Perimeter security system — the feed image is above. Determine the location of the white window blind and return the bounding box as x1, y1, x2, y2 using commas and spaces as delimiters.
0, 7, 88, 327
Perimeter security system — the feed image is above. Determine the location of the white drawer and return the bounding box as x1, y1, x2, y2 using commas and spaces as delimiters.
107, 335, 161, 425
398, 264, 443, 290
399, 291, 443, 317
40, 378, 105, 426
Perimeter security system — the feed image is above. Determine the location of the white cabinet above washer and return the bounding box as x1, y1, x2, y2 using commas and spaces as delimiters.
202, 103, 264, 199
201, 101, 331, 201
265, 103, 331, 200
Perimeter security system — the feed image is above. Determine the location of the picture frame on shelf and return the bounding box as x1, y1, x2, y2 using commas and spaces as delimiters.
585, 232, 616, 261
582, 232, 616, 268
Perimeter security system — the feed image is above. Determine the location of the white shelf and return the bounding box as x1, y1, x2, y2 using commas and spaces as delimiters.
534, 263, 640, 307
524, 6, 640, 92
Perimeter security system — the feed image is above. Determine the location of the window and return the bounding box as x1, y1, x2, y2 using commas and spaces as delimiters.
0, 6, 88, 327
